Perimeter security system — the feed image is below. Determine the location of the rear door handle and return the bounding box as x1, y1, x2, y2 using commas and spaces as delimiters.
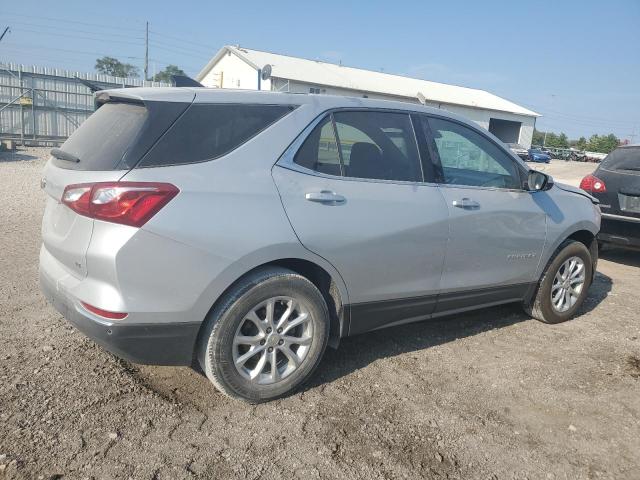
452, 197, 480, 209
305, 190, 346, 205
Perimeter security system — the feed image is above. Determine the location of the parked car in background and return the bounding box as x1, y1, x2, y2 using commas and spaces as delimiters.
584, 151, 607, 163
39, 89, 601, 402
541, 147, 554, 158
507, 143, 529, 160
528, 148, 551, 163
580, 144, 640, 250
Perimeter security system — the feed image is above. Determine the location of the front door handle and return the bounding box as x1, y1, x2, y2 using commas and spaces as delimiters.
305, 190, 346, 205
452, 197, 480, 209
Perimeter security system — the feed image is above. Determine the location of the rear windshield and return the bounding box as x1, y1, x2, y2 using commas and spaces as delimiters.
138, 104, 295, 167
55, 102, 148, 170
601, 147, 640, 172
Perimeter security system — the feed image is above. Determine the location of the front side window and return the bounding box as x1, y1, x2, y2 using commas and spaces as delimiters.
333, 111, 422, 182
140, 104, 294, 167
427, 117, 521, 189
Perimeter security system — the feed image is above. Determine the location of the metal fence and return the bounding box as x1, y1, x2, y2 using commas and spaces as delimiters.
0, 63, 169, 146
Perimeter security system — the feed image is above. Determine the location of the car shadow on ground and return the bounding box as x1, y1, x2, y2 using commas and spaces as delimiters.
137, 273, 612, 406
599, 247, 640, 268
0, 151, 40, 162
308, 271, 613, 390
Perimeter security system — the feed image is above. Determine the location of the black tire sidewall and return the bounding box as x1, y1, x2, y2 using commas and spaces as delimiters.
203, 272, 329, 402
537, 242, 593, 323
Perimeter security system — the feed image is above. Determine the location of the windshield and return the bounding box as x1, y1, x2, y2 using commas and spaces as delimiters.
55, 102, 148, 170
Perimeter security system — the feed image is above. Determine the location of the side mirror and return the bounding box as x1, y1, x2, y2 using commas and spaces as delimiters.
527, 170, 553, 191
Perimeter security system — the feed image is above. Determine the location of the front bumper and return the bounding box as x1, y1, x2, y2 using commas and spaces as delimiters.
598, 214, 640, 249
40, 267, 201, 366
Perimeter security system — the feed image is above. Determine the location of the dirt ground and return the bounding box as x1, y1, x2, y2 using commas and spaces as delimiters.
1, 149, 639, 480
534, 160, 597, 188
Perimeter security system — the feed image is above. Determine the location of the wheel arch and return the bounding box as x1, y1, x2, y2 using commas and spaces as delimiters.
527, 226, 598, 307
195, 255, 348, 357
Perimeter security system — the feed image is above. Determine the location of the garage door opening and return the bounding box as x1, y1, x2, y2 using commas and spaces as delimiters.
489, 118, 522, 144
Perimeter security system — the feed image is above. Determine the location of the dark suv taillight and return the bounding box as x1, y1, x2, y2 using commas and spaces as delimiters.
62, 182, 179, 227
579, 174, 606, 193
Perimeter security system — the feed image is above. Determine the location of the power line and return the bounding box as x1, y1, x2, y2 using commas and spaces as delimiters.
2, 11, 143, 32
5, 19, 144, 40
9, 27, 144, 47
148, 31, 215, 54
1, 43, 142, 60
522, 101, 638, 127
148, 41, 211, 60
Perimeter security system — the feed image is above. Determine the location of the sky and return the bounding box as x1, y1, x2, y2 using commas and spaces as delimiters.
1, 0, 639, 141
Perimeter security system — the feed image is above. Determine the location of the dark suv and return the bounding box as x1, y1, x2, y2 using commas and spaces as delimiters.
580, 144, 640, 249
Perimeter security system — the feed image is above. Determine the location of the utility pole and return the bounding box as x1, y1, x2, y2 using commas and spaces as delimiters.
0, 26, 10, 43
144, 21, 149, 82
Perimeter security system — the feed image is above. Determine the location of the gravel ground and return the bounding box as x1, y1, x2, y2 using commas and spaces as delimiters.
533, 160, 597, 188
1, 147, 639, 480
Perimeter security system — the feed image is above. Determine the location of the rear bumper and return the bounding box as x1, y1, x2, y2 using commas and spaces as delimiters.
598, 214, 640, 249
40, 265, 201, 366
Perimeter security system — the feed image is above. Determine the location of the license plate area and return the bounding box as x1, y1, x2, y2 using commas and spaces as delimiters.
619, 193, 640, 213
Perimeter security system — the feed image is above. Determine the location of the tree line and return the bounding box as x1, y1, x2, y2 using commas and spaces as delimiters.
532, 129, 620, 154
94, 56, 186, 83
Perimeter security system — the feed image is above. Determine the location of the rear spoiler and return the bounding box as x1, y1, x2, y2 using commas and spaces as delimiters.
93, 81, 200, 110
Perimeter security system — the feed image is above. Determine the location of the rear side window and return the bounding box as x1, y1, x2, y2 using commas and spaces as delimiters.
333, 111, 422, 182
140, 104, 294, 167
601, 147, 640, 172
57, 102, 148, 170
294, 111, 423, 182
294, 116, 342, 176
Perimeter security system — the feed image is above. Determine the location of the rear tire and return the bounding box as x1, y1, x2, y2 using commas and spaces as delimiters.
197, 267, 329, 403
525, 240, 593, 324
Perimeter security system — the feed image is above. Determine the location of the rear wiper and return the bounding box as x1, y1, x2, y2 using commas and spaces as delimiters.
50, 147, 80, 163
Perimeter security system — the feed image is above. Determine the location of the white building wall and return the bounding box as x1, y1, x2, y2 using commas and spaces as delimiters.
200, 52, 271, 91
272, 78, 535, 147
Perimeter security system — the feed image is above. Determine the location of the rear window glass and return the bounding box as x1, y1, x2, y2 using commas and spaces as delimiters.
56, 102, 147, 170
601, 147, 640, 172
140, 104, 294, 167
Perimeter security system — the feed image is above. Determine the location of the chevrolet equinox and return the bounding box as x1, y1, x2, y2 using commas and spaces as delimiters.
40, 88, 601, 402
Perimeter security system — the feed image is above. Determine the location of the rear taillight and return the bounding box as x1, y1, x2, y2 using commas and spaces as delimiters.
579, 174, 606, 193
81, 301, 128, 320
62, 182, 179, 227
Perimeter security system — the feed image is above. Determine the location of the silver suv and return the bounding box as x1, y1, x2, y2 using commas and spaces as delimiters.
40, 88, 601, 402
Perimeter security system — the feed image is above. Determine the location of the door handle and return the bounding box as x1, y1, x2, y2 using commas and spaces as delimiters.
305, 190, 346, 205
452, 197, 480, 209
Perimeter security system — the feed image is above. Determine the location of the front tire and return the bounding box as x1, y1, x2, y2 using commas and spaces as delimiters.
197, 267, 329, 403
525, 240, 593, 324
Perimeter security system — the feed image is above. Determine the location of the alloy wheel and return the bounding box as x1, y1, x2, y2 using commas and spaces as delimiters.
551, 256, 586, 313
232, 296, 313, 384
